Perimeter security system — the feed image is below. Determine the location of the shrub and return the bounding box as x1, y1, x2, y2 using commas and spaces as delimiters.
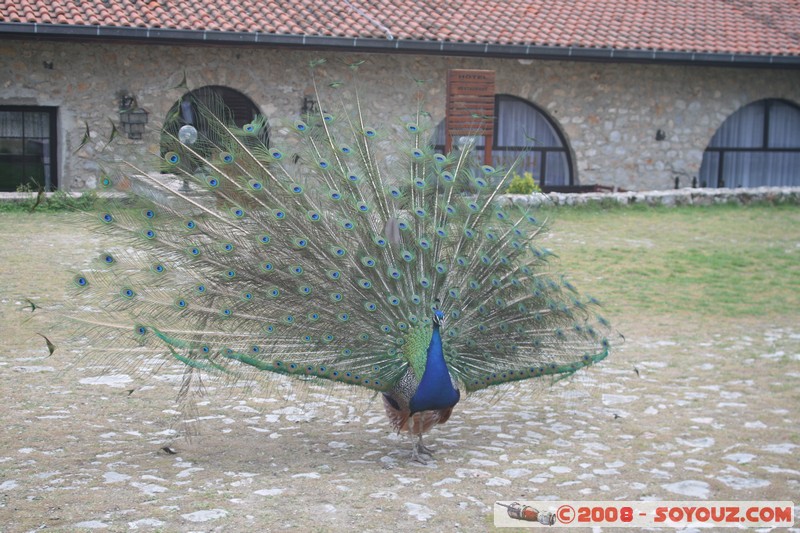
506, 171, 541, 194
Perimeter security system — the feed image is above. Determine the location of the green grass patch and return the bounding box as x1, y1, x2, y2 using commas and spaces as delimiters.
0, 190, 99, 213
544, 203, 800, 321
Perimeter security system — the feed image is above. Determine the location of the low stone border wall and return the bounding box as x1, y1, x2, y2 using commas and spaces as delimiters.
3, 186, 800, 207
501, 186, 800, 207
0, 191, 120, 203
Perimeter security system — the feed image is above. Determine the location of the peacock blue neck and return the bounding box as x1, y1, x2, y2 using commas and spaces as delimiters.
409, 324, 461, 413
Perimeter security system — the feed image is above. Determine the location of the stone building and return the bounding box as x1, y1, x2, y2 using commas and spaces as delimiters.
1, 0, 799, 192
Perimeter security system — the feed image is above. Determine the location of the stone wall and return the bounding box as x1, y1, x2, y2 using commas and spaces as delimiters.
501, 186, 800, 208
2, 38, 799, 190
4, 186, 798, 209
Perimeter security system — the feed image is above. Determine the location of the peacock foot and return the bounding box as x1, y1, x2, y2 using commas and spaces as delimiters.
411, 435, 435, 464
411, 446, 428, 464
417, 442, 435, 456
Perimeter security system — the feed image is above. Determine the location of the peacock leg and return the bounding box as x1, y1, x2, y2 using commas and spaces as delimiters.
416, 433, 435, 456
410, 433, 435, 463
411, 442, 428, 464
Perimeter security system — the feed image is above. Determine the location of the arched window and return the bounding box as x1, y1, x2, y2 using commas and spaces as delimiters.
699, 99, 800, 188
435, 94, 573, 190
162, 86, 266, 161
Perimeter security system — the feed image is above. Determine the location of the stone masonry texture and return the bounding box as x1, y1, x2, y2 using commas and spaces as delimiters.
2, 39, 799, 191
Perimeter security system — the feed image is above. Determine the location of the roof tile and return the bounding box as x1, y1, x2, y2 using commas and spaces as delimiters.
0, 0, 798, 56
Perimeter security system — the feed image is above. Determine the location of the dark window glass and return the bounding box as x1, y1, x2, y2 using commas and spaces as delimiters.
0, 107, 57, 191
161, 86, 265, 166
700, 99, 800, 188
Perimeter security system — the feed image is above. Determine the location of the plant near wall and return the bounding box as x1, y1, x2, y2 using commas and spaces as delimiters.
1, 183, 99, 213
506, 171, 541, 194
44, 189, 99, 211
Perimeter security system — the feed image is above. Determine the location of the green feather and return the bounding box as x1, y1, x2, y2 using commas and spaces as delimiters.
402, 326, 433, 380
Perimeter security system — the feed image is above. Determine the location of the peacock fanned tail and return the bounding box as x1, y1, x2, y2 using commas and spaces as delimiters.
66, 62, 611, 444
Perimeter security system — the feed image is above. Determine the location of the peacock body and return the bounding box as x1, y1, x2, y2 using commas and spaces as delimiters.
67, 63, 610, 461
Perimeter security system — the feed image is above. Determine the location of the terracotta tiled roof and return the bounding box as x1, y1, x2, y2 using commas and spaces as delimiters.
1, 0, 799, 57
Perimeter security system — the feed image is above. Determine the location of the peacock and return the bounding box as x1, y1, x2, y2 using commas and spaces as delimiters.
64, 62, 610, 462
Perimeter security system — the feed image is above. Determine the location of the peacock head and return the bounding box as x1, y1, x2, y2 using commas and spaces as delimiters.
432, 308, 445, 327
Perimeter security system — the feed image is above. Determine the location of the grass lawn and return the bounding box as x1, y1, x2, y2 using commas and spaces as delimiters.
546, 203, 800, 322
